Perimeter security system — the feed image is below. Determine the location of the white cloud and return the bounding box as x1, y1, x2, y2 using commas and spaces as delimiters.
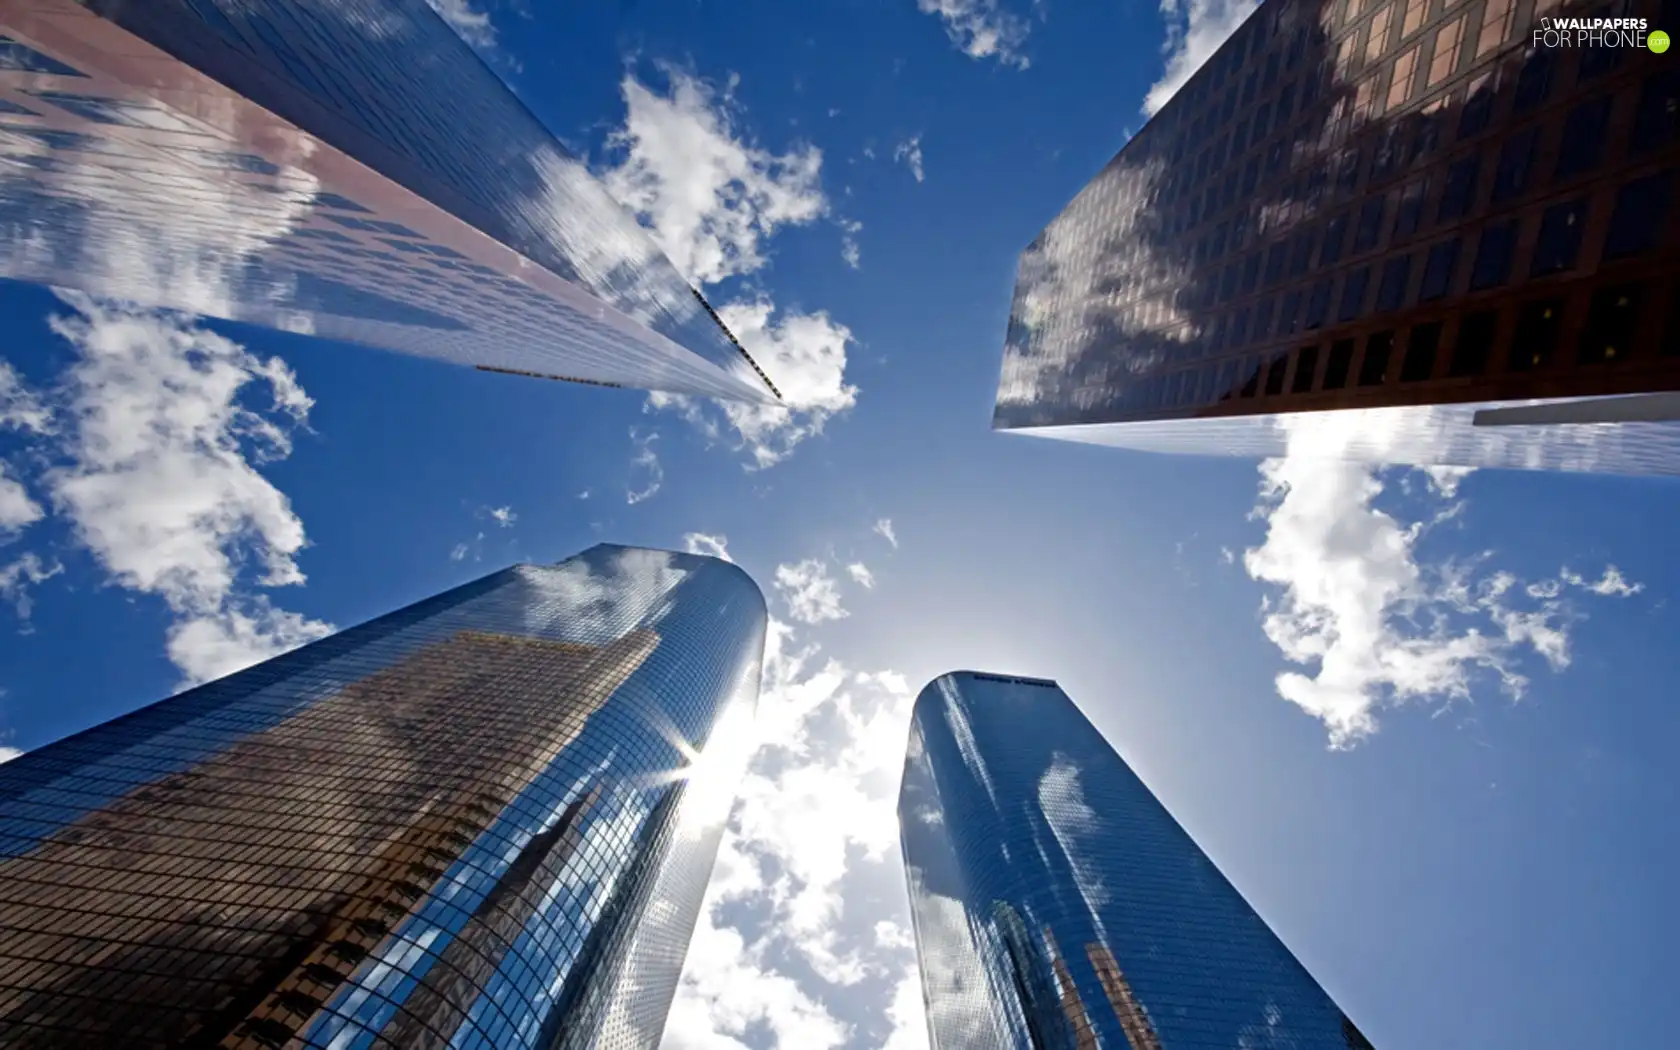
628, 428, 664, 505
1219, 545, 1236, 565
488, 505, 517, 528
893, 135, 926, 183
1244, 419, 1646, 748
774, 559, 850, 625
0, 467, 42, 535
682, 532, 734, 562
422, 0, 497, 49
873, 518, 899, 549
602, 68, 827, 288
915, 0, 1033, 69
1143, 0, 1259, 114
0, 746, 21, 764
838, 218, 864, 270
43, 294, 332, 686
449, 541, 472, 562
0, 361, 51, 436
0, 552, 62, 624
669, 614, 927, 1048
846, 562, 876, 589
600, 69, 860, 470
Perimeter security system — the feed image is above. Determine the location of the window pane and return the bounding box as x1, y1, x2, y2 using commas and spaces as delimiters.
1305, 279, 1333, 328
1476, 0, 1514, 58
1438, 155, 1479, 220
1577, 284, 1644, 364
1339, 267, 1372, 321
1388, 47, 1419, 109
1603, 172, 1673, 260
1401, 322, 1442, 380
1428, 16, 1466, 85
1449, 310, 1498, 375
1377, 254, 1413, 311
1393, 178, 1428, 238
1459, 71, 1496, 136
1555, 96, 1613, 180
1322, 214, 1351, 266
1369, 5, 1395, 59
1292, 345, 1321, 392
1354, 196, 1386, 251
1403, 0, 1428, 36
1630, 69, 1680, 155
1325, 338, 1356, 388
1490, 126, 1539, 203
1421, 238, 1460, 300
1512, 49, 1555, 112
1265, 354, 1289, 395
1470, 221, 1516, 290
1530, 198, 1588, 277
1509, 297, 1564, 370
1359, 331, 1396, 384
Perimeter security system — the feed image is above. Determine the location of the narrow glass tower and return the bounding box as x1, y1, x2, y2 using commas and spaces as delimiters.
0, 545, 766, 1049
899, 671, 1376, 1049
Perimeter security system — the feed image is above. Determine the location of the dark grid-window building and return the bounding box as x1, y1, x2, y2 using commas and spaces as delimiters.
900, 672, 1377, 1050
995, 0, 1680, 473
0, 545, 765, 1049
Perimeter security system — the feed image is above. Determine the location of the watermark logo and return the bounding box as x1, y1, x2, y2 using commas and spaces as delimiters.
1532, 16, 1662, 48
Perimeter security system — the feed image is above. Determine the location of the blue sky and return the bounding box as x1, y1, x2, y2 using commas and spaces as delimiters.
3, 0, 1680, 1047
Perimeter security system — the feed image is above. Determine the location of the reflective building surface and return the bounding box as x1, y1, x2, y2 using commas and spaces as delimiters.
0, 0, 778, 401
0, 544, 766, 1049
996, 0, 1680, 472
900, 672, 1375, 1049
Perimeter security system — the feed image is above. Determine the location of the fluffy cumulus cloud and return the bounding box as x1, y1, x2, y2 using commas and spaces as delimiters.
893, 135, 926, 183
1244, 418, 1646, 748
41, 294, 332, 685
603, 68, 827, 288
915, 0, 1033, 69
1144, 0, 1259, 114
774, 559, 850, 625
599, 69, 860, 470
666, 559, 928, 1049
847, 562, 876, 590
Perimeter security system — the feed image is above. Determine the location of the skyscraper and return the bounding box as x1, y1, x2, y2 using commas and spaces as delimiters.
900, 671, 1376, 1049
0, 544, 766, 1049
0, 0, 778, 402
994, 0, 1680, 473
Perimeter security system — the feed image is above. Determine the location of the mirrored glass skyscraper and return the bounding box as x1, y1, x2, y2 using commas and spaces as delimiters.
0, 544, 766, 1049
900, 671, 1376, 1049
995, 0, 1680, 473
0, 0, 778, 401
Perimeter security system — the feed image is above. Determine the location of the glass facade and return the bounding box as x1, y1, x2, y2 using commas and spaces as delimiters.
0, 0, 777, 402
901, 671, 1375, 1049
995, 0, 1680, 473
0, 544, 766, 1049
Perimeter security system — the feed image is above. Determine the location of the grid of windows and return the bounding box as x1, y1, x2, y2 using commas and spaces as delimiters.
995, 0, 1679, 469
0, 0, 777, 402
0, 546, 766, 1049
901, 673, 1377, 1049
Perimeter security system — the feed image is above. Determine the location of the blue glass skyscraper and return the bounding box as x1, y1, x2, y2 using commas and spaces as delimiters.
0, 0, 778, 401
900, 671, 1376, 1049
0, 544, 766, 1049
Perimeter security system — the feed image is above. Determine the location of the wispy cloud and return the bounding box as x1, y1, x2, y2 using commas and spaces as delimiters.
915, 0, 1033, 69
873, 518, 899, 549
0, 552, 61, 626
837, 217, 864, 270
1144, 0, 1258, 114
682, 532, 734, 562
423, 0, 498, 50
1245, 418, 1646, 747
41, 294, 332, 686
893, 135, 926, 183
847, 562, 876, 589
488, 505, 517, 528
627, 428, 664, 505
774, 559, 850, 624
